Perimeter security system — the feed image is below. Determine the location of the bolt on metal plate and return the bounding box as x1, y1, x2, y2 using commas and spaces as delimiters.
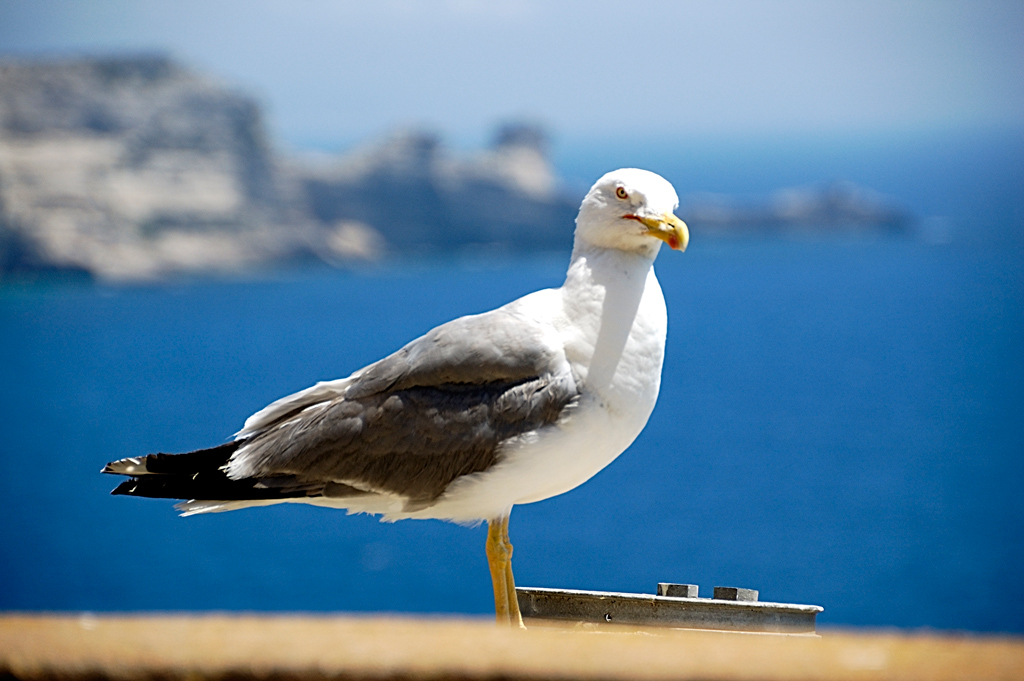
658, 583, 699, 598
713, 586, 759, 602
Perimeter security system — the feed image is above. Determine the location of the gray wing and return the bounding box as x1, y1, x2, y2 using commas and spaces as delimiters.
225, 308, 579, 506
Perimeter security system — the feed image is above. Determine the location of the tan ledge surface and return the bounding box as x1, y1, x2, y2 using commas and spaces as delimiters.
2, 614, 1022, 681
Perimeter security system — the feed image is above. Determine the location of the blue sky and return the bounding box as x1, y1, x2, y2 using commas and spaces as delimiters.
1, 0, 1021, 149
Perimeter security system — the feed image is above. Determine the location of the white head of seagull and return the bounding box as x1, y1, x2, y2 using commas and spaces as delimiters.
575, 168, 689, 256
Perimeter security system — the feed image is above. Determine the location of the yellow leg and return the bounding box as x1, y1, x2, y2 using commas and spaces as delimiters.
501, 518, 525, 629
486, 518, 511, 625
486, 516, 525, 628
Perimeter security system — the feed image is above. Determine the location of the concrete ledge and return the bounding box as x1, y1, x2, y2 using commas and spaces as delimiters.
1, 614, 1022, 681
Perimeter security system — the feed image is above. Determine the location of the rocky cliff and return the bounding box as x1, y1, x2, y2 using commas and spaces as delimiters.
295, 125, 576, 257
0, 56, 328, 279
0, 56, 576, 280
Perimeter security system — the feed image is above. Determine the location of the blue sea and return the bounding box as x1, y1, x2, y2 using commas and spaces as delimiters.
2, 130, 1022, 633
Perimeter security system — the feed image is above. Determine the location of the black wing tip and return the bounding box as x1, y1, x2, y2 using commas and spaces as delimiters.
110, 478, 139, 495
101, 442, 240, 479
102, 455, 150, 476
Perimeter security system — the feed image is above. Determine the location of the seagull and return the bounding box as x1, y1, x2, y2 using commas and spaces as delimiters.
103, 168, 689, 627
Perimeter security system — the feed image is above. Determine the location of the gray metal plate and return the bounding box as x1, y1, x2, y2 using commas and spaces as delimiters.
517, 587, 823, 634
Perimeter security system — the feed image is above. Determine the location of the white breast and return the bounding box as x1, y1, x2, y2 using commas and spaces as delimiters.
416, 247, 668, 523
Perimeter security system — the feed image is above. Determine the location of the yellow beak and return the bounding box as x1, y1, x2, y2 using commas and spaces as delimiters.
637, 212, 689, 251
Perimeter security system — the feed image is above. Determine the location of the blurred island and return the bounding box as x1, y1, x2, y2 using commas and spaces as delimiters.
682, 183, 909, 236
0, 55, 911, 281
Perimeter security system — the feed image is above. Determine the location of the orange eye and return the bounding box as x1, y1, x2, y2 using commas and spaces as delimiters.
615, 186, 628, 200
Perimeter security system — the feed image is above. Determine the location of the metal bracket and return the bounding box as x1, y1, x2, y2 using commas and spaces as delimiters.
516, 583, 822, 635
